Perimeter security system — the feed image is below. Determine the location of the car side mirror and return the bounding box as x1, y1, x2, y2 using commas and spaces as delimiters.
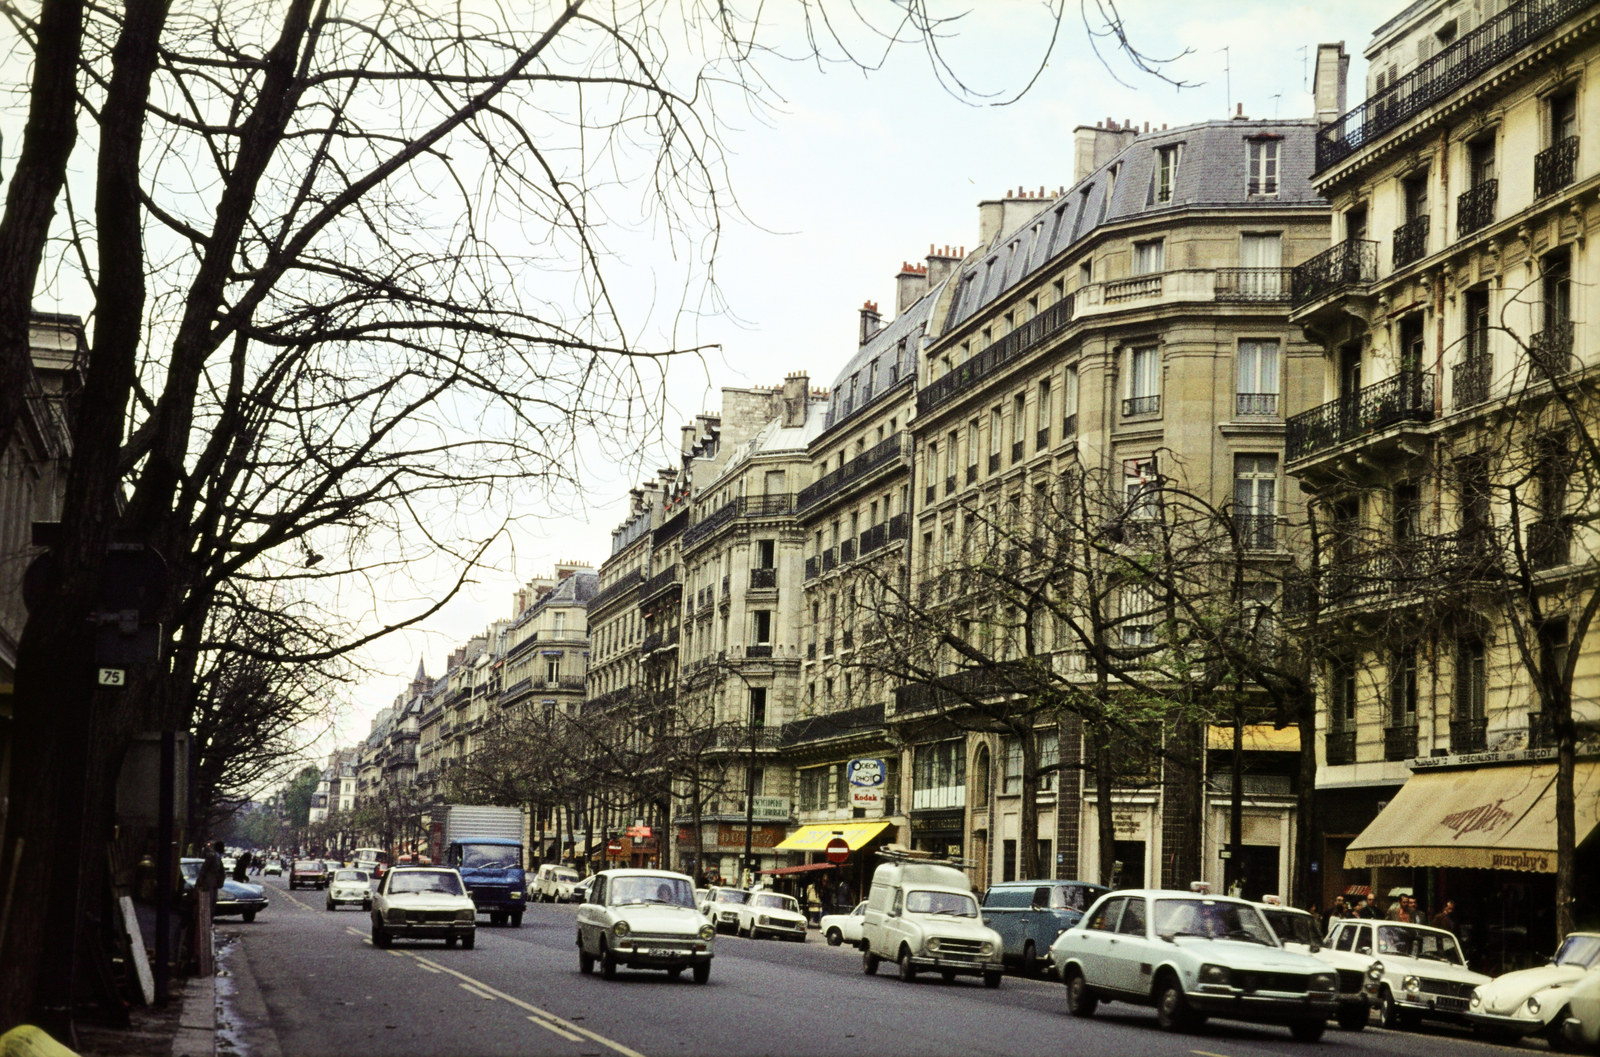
1357, 945, 1372, 955
1158, 932, 1176, 944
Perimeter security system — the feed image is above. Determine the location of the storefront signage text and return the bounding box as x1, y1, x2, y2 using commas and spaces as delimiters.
1441, 799, 1512, 839
1411, 747, 1556, 770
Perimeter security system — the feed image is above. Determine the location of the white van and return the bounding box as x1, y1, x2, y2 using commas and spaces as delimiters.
534, 863, 583, 902
860, 848, 1004, 987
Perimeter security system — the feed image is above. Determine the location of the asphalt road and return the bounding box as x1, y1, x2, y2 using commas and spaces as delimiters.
221, 874, 1550, 1057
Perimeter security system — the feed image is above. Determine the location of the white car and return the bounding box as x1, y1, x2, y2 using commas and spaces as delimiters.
1468, 932, 1600, 1044
371, 867, 477, 949
534, 864, 583, 903
698, 886, 751, 934
1563, 963, 1600, 1051
821, 902, 866, 947
1052, 890, 1339, 1042
1323, 918, 1489, 1030
325, 869, 373, 912
861, 856, 1004, 987
731, 890, 807, 941
576, 869, 714, 983
1256, 903, 1378, 1030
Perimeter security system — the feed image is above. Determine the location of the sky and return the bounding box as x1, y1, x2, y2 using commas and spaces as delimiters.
336, 0, 1404, 748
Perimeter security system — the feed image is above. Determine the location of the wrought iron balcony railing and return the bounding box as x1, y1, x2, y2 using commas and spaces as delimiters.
1535, 136, 1580, 198
749, 567, 777, 589
1286, 371, 1434, 462
1453, 355, 1492, 407
821, 548, 837, 572
640, 564, 681, 601
1527, 518, 1571, 569
859, 522, 887, 556
804, 556, 819, 581
1450, 717, 1487, 754
1232, 512, 1277, 550
1291, 239, 1378, 307
1011, 440, 1024, 464
919, 296, 1074, 414
1214, 267, 1293, 302
1530, 321, 1574, 378
796, 433, 910, 511
1393, 215, 1431, 269
1123, 395, 1160, 418
1458, 179, 1498, 237
888, 513, 909, 540
1384, 724, 1418, 761
1062, 413, 1078, 438
1529, 711, 1557, 749
744, 645, 773, 659
988, 452, 1001, 473
840, 538, 857, 562
1325, 730, 1357, 766
1235, 393, 1278, 416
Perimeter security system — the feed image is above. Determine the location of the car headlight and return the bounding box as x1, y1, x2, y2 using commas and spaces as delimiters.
613, 920, 630, 937
1367, 961, 1385, 981
759, 915, 772, 925
926, 938, 941, 953
455, 909, 475, 922
1404, 976, 1420, 993
699, 924, 716, 940
1528, 996, 1542, 1016
980, 942, 995, 957
510, 891, 522, 899
386, 908, 406, 924
1470, 991, 1482, 1008
1199, 964, 1232, 986
1310, 972, 1337, 992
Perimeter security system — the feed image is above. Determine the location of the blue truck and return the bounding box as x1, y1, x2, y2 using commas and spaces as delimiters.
429, 804, 528, 928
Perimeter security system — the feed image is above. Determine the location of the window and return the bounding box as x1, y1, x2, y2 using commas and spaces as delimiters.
1403, 169, 1429, 221
1132, 239, 1165, 275
1154, 145, 1181, 203
1389, 646, 1418, 727
756, 539, 775, 568
749, 686, 767, 727
1236, 339, 1280, 415
1063, 366, 1078, 436
1469, 137, 1496, 188
1551, 90, 1577, 147
1329, 657, 1357, 733
546, 658, 560, 684
1124, 457, 1160, 524
1002, 737, 1023, 794
1457, 456, 1490, 540
1248, 139, 1280, 195
753, 610, 771, 644
1012, 392, 1025, 463
1464, 286, 1490, 361
1124, 345, 1159, 416
912, 739, 967, 810
1392, 480, 1421, 542
1233, 454, 1277, 548
1399, 313, 1426, 373
553, 611, 566, 636
1238, 233, 1283, 297
1038, 730, 1059, 792
1119, 583, 1157, 648
1036, 380, 1052, 451
1540, 618, 1571, 682
1456, 638, 1486, 721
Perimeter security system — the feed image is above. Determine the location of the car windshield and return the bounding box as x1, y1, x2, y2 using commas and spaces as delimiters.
458, 844, 521, 870
752, 893, 797, 911
334, 870, 368, 883
294, 861, 320, 871
1051, 885, 1102, 911
1264, 909, 1321, 946
1152, 899, 1275, 944
1377, 925, 1463, 963
906, 891, 978, 917
179, 862, 200, 883
712, 889, 749, 904
553, 869, 579, 882
608, 875, 695, 907
1554, 934, 1600, 968
387, 871, 464, 896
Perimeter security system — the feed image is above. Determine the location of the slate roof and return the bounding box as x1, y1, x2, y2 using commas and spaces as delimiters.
826, 280, 946, 406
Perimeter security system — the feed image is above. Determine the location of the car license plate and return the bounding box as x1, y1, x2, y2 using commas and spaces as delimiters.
646, 947, 677, 958
1436, 996, 1468, 1012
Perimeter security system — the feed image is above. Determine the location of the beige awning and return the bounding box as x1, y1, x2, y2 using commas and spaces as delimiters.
1344, 762, 1600, 873
1206, 724, 1301, 752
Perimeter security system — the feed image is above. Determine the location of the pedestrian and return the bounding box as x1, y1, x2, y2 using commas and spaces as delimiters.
1323, 896, 1348, 932
819, 876, 835, 918
1431, 900, 1458, 934
232, 849, 250, 883
200, 841, 226, 893
805, 881, 822, 925
837, 877, 853, 908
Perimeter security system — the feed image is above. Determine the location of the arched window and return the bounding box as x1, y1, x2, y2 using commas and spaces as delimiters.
972, 745, 992, 809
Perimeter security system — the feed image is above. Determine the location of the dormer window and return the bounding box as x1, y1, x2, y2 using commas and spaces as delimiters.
1154, 144, 1182, 204
1247, 138, 1280, 196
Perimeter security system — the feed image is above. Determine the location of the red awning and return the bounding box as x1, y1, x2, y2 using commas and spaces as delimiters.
758, 862, 839, 876
1343, 885, 1371, 896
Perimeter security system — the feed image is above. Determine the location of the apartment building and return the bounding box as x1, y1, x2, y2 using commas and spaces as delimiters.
1287, 0, 1600, 938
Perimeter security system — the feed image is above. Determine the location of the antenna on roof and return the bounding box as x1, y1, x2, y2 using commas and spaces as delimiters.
1218, 46, 1231, 118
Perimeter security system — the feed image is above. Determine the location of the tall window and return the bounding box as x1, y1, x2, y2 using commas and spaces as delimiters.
1002, 736, 1023, 795
1011, 392, 1026, 462
1063, 366, 1079, 436
1247, 138, 1280, 195
1124, 457, 1160, 524
1036, 380, 1052, 451
1233, 454, 1277, 549
1125, 345, 1160, 416
753, 610, 772, 644
1392, 480, 1421, 542
1470, 137, 1496, 187
1238, 233, 1283, 297
1132, 239, 1165, 275
1456, 638, 1486, 721
1154, 144, 1181, 203
1038, 730, 1060, 792
1389, 646, 1418, 727
1118, 584, 1157, 648
1551, 90, 1577, 146
1464, 287, 1490, 360
1327, 657, 1358, 733
1236, 339, 1280, 415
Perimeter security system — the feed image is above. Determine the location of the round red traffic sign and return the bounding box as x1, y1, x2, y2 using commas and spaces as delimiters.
825, 838, 850, 865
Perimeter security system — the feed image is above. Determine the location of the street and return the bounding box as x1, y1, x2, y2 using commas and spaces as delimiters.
217, 874, 1557, 1057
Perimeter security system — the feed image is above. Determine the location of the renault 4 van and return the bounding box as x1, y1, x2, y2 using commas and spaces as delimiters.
860, 848, 1004, 987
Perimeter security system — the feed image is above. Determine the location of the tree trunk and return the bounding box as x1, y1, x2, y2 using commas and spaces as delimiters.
1093, 725, 1117, 888
1017, 725, 1040, 881
1555, 687, 1576, 940
1228, 696, 1244, 895
1292, 688, 1319, 910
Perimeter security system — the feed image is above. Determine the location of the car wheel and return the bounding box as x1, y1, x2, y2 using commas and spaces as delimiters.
862, 950, 880, 975
1379, 988, 1414, 1031
578, 942, 594, 975
897, 947, 918, 982
1021, 941, 1038, 976
490, 912, 504, 927
1336, 1003, 1369, 1031
1545, 1008, 1574, 1053
242, 911, 256, 923
667, 967, 684, 979
692, 962, 710, 985
1155, 975, 1195, 1032
362, 901, 371, 912
1290, 1019, 1327, 1043
325, 900, 334, 911
601, 944, 617, 979
460, 931, 475, 950
372, 924, 390, 949
1066, 968, 1098, 1017
510, 912, 522, 929
983, 970, 1003, 989
826, 928, 843, 947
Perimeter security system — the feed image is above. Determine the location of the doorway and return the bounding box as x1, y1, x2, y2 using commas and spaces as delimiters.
1112, 840, 1146, 889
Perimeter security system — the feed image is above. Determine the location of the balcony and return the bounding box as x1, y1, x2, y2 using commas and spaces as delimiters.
840, 539, 856, 562
1453, 356, 1492, 407
1393, 215, 1430, 269
1235, 393, 1278, 417
1232, 512, 1276, 550
1450, 717, 1488, 754
749, 567, 778, 590
1122, 395, 1160, 418
1105, 274, 1162, 302
821, 547, 837, 572
796, 433, 910, 511
988, 452, 1000, 473
1457, 179, 1498, 237
1290, 240, 1378, 307
1284, 531, 1497, 614
1384, 724, 1418, 761
589, 571, 642, 611
888, 513, 909, 541
640, 564, 681, 602
1314, 0, 1593, 171
919, 296, 1074, 415
745, 645, 773, 659
1326, 730, 1357, 766
966, 464, 978, 485
1214, 267, 1293, 302
1011, 440, 1024, 464
682, 494, 797, 549
1285, 371, 1434, 463
1530, 321, 1574, 378
945, 474, 956, 496
804, 556, 820, 580
1528, 518, 1571, 569
1529, 711, 1557, 750
858, 522, 887, 556
1535, 136, 1579, 198
1036, 427, 1050, 451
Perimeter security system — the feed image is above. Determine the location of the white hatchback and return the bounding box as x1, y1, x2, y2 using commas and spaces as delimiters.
576, 869, 714, 982
731, 890, 807, 941
325, 868, 372, 912
821, 902, 867, 947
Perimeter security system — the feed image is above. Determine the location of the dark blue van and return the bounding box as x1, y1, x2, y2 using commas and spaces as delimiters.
981, 879, 1108, 973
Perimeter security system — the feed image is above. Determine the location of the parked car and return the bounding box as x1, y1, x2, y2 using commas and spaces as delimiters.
325, 869, 373, 912
1322, 918, 1489, 1030
1468, 931, 1600, 1044
575, 869, 714, 983
534, 864, 583, 903
731, 890, 807, 940
178, 859, 270, 922
289, 859, 328, 890
821, 902, 867, 947
371, 866, 476, 949
1051, 890, 1338, 1042
573, 876, 596, 905
860, 853, 1004, 987
698, 886, 750, 934
1255, 901, 1378, 1030
981, 880, 1107, 975
1562, 962, 1600, 1051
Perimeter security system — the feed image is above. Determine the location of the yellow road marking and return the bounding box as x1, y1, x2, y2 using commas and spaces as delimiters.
415, 962, 443, 973
460, 983, 496, 1000
1192, 1051, 1234, 1057
527, 1015, 583, 1042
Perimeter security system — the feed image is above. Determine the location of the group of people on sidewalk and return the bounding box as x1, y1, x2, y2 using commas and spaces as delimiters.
1315, 893, 1457, 934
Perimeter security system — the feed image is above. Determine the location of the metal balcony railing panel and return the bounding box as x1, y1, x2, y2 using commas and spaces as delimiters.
1290, 240, 1378, 306
804, 556, 820, 581
966, 464, 978, 484
796, 433, 910, 511
1122, 395, 1160, 418
1528, 518, 1572, 569
1235, 393, 1279, 416
1011, 440, 1024, 464
749, 567, 778, 589
945, 475, 957, 496
640, 564, 681, 601
590, 571, 642, 610
1450, 717, 1488, 754
988, 452, 1001, 473
1393, 215, 1431, 269
1536, 136, 1580, 197
823, 636, 834, 655
1233, 513, 1277, 550
1285, 371, 1435, 461
924, 484, 936, 504
1529, 711, 1557, 749
888, 513, 909, 540
1384, 724, 1419, 761
745, 645, 774, 659
806, 642, 816, 660
1036, 427, 1050, 451
1457, 179, 1498, 237
1062, 413, 1078, 438
721, 574, 730, 596
918, 296, 1074, 414
842, 630, 854, 650
1314, 0, 1595, 171
840, 539, 857, 562
1215, 267, 1293, 302
1325, 730, 1357, 765
1453, 356, 1492, 407
1531, 321, 1574, 378
821, 548, 837, 572
822, 371, 912, 433
682, 500, 739, 548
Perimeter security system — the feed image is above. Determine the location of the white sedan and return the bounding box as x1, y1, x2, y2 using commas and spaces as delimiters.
732, 890, 807, 940
1468, 932, 1600, 1044
371, 867, 477, 949
576, 869, 714, 982
820, 901, 866, 947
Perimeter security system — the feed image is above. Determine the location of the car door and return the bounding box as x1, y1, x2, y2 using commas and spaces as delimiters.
1022, 886, 1052, 956
1105, 896, 1152, 995
1074, 896, 1125, 987
577, 875, 606, 953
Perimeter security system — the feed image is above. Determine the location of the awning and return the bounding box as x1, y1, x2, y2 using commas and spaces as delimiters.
759, 862, 839, 876
1344, 762, 1600, 873
774, 821, 892, 852
1206, 724, 1301, 751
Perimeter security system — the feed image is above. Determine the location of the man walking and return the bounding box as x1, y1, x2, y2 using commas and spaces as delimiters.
1432, 900, 1458, 933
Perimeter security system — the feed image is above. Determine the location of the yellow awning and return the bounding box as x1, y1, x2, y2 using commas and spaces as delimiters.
1206, 724, 1301, 752
1344, 761, 1600, 873
774, 821, 892, 852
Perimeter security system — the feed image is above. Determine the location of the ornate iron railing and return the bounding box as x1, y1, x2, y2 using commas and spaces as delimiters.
589, 571, 642, 611
1453, 356, 1492, 407
1535, 136, 1580, 197
1384, 724, 1418, 761
1291, 240, 1378, 306
1123, 395, 1160, 418
918, 296, 1074, 414
1235, 393, 1278, 416
797, 433, 910, 511
1528, 519, 1571, 569
1286, 371, 1434, 461
749, 567, 777, 589
1215, 267, 1293, 301
1232, 513, 1277, 550
1062, 413, 1078, 438
640, 564, 681, 601
840, 538, 857, 562
1393, 215, 1431, 268
1528, 711, 1557, 749
1325, 731, 1357, 766
1450, 717, 1487, 754
1530, 321, 1574, 378
1457, 179, 1498, 236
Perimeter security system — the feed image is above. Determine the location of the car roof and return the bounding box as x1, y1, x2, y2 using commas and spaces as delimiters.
989, 879, 1106, 888
1256, 902, 1316, 917
597, 868, 693, 880
1099, 889, 1259, 905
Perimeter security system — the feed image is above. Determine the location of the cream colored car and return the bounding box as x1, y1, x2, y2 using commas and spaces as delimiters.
371, 867, 476, 949
731, 890, 807, 941
861, 857, 1003, 987
576, 869, 714, 983
1562, 963, 1600, 1051
1468, 932, 1600, 1044
325, 869, 372, 912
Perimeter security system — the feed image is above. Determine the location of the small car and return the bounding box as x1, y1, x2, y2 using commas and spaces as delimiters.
575, 869, 714, 983
289, 859, 328, 890
1322, 918, 1489, 1030
262, 860, 282, 877
178, 859, 270, 922
371, 867, 476, 949
1562, 962, 1600, 1050
732, 890, 807, 940
534, 863, 583, 903
982, 879, 1107, 975
1255, 901, 1378, 1031
325, 869, 373, 912
1468, 931, 1600, 1044
821, 901, 867, 947
1051, 890, 1339, 1042
573, 876, 596, 904
698, 886, 751, 934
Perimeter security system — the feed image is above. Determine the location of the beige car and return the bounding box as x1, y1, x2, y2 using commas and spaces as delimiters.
371, 867, 476, 949
576, 869, 714, 982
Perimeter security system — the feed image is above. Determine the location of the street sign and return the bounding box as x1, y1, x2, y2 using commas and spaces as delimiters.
625, 825, 652, 839
606, 839, 624, 856
98, 668, 126, 687
825, 838, 850, 864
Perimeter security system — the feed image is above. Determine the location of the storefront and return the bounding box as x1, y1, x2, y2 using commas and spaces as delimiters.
674, 822, 788, 884
908, 809, 964, 861
1079, 796, 1158, 890
771, 820, 895, 902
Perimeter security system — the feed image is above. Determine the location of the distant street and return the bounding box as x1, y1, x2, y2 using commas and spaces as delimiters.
217, 874, 1550, 1057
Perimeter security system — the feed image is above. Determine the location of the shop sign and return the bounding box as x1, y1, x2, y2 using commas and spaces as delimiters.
909, 811, 963, 832
717, 824, 784, 848
1412, 746, 1556, 770
746, 796, 791, 820
626, 825, 652, 839
848, 758, 885, 809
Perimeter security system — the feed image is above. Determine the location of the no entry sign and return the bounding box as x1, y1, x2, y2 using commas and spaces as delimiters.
825, 838, 850, 865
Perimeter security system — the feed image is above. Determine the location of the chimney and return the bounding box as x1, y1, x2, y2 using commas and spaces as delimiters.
628, 486, 645, 513
1233, 102, 1248, 120
858, 302, 882, 346
1313, 42, 1349, 124
925, 244, 964, 291
977, 200, 1004, 246
896, 260, 929, 314
1073, 123, 1141, 183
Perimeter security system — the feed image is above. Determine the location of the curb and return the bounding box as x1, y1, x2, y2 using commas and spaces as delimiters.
170, 969, 215, 1057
